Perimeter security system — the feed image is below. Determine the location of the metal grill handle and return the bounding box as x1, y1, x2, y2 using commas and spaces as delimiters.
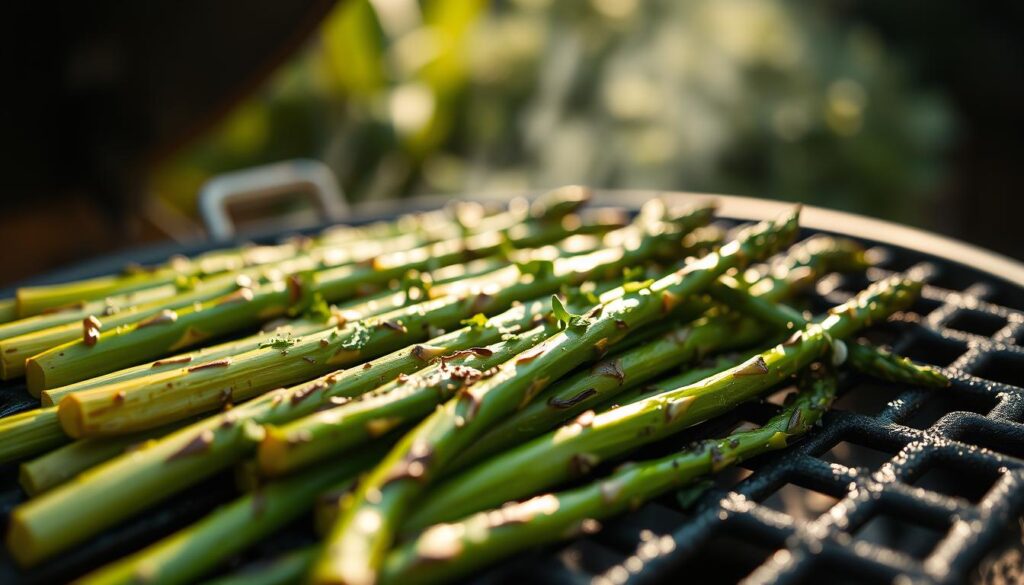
198, 159, 349, 241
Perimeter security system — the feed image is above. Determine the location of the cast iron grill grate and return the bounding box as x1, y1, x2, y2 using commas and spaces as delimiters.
0, 199, 1022, 585
465, 242, 1024, 585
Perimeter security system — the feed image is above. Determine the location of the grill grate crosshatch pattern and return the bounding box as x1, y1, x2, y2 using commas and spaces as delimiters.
0, 195, 1022, 585
465, 249, 1024, 585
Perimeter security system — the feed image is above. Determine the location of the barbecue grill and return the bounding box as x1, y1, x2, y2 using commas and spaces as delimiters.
1, 191, 1022, 585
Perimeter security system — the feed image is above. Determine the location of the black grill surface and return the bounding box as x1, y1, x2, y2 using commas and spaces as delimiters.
1, 195, 1022, 585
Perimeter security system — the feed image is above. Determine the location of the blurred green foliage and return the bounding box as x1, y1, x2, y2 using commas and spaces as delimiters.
153, 0, 952, 226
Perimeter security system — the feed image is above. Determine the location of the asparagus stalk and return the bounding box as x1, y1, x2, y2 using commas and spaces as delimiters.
3, 289, 648, 565
2, 189, 604, 379
403, 274, 921, 532
3, 297, 548, 565
266, 235, 858, 478
846, 343, 950, 387
56, 209, 709, 438
0, 298, 16, 323
38, 257, 512, 406
10, 193, 561, 319
381, 368, 838, 585
0, 318, 339, 465
202, 547, 319, 585
0, 409, 65, 466
3, 276, 445, 465
455, 236, 869, 466
311, 210, 800, 585
23, 212, 617, 391
40, 316, 337, 406
257, 318, 571, 477
18, 418, 193, 495
75, 442, 392, 585
707, 275, 949, 387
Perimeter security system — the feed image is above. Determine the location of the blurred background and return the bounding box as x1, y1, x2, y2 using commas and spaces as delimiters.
1, 0, 1021, 284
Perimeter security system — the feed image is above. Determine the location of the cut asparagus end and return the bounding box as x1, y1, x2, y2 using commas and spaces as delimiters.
24, 357, 45, 397
56, 397, 87, 439
257, 429, 293, 477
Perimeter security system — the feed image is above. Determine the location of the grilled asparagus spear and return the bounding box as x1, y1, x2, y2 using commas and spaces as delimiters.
311, 210, 800, 585
455, 236, 869, 466
10, 190, 582, 318
261, 233, 851, 478
382, 368, 837, 585
403, 274, 921, 532
6, 205, 711, 567
56, 209, 709, 438
75, 442, 393, 585
706, 275, 949, 387
24, 212, 625, 391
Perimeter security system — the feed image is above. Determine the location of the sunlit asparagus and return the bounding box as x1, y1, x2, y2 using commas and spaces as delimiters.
9, 192, 570, 318
403, 274, 921, 532
0, 409, 65, 467
455, 236, 869, 466
706, 274, 949, 387
6, 211, 710, 568
0, 298, 16, 324
382, 368, 837, 585
203, 547, 319, 585
56, 209, 709, 438
24, 213, 623, 392
259, 312, 587, 477
37, 257, 517, 406
75, 442, 393, 585
263, 234, 854, 478
3, 233, 435, 376
2, 188, 603, 380
17, 417, 193, 495
311, 210, 800, 585
8, 298, 562, 565
1, 214, 689, 469
0, 228, 444, 346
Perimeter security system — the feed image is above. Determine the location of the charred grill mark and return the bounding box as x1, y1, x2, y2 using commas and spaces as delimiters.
287, 275, 303, 305
152, 356, 193, 368
733, 356, 769, 377
166, 429, 215, 462
188, 359, 231, 372
136, 309, 179, 329
592, 359, 625, 384
380, 320, 408, 333
217, 288, 254, 306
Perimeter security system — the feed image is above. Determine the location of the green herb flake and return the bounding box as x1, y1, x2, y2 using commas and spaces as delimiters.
340, 322, 373, 351
460, 313, 489, 329
259, 336, 297, 350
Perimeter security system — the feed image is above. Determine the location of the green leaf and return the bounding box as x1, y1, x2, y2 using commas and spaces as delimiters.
551, 295, 591, 329
460, 313, 489, 329
305, 293, 332, 322
259, 336, 298, 350
340, 321, 373, 351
